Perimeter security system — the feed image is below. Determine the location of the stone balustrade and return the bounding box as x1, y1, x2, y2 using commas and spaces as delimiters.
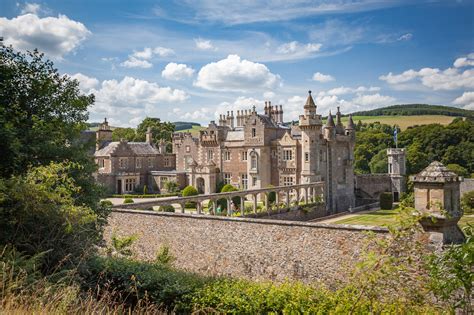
115, 182, 325, 216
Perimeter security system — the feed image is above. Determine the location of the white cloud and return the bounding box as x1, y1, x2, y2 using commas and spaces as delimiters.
397, 33, 412, 41
312, 72, 334, 82
352, 93, 395, 107
69, 73, 99, 93
194, 38, 216, 51
453, 53, 474, 68
453, 91, 474, 110
194, 54, 281, 92
120, 46, 175, 69
277, 41, 321, 54
263, 91, 276, 99
120, 57, 153, 69
380, 56, 474, 91
21, 3, 41, 15
322, 86, 380, 95
162, 63, 195, 80
0, 13, 90, 58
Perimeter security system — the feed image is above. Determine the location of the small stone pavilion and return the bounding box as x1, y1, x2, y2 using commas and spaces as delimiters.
411, 161, 465, 244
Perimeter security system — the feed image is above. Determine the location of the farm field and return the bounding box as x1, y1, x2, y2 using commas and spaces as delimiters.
343, 115, 456, 130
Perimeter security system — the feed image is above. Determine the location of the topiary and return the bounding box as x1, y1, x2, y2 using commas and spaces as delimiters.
100, 200, 114, 208
461, 190, 474, 214
217, 184, 240, 211
182, 185, 198, 208
123, 198, 134, 204
379, 192, 393, 210
266, 185, 276, 205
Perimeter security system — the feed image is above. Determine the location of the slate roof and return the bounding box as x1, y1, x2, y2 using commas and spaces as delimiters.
411, 161, 462, 183
94, 141, 160, 156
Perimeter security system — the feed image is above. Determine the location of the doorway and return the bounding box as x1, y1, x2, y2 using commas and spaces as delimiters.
393, 191, 399, 202
196, 177, 205, 194
117, 179, 122, 194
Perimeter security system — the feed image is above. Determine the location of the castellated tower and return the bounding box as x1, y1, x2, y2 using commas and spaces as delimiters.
299, 91, 323, 184
96, 118, 112, 150
387, 148, 406, 201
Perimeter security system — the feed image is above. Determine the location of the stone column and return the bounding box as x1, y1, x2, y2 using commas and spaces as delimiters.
196, 201, 202, 214
296, 189, 300, 205
180, 202, 185, 213
240, 195, 245, 217
286, 190, 290, 208
275, 190, 280, 206
253, 194, 258, 213
304, 187, 308, 204
227, 198, 232, 216
265, 193, 269, 211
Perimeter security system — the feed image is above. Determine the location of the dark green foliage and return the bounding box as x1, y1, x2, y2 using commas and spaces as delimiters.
351, 104, 474, 118
461, 191, 474, 214
446, 164, 470, 177
136, 117, 175, 152
100, 200, 114, 208
82, 256, 209, 313
123, 198, 134, 204
107, 232, 137, 257
0, 162, 105, 273
0, 47, 94, 178
266, 185, 276, 204
111, 127, 136, 141
163, 180, 179, 193
380, 192, 393, 210
158, 205, 175, 212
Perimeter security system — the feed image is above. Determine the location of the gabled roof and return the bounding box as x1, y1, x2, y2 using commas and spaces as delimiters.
94, 141, 160, 156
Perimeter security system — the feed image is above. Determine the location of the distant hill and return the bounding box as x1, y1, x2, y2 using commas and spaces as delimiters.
173, 121, 201, 131
350, 104, 473, 118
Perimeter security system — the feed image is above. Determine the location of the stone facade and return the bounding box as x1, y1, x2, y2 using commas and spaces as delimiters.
173, 92, 356, 213
106, 209, 388, 285
411, 161, 465, 244
93, 119, 186, 194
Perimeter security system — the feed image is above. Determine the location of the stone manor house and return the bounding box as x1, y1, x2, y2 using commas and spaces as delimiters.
93, 91, 363, 212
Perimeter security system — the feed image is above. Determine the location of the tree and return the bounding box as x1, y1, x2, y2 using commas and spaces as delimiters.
182, 185, 198, 208
112, 127, 136, 141
406, 141, 429, 175
136, 117, 175, 151
369, 149, 388, 174
0, 47, 94, 178
446, 164, 469, 177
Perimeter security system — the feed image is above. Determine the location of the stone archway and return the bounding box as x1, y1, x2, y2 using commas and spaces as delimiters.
196, 177, 205, 194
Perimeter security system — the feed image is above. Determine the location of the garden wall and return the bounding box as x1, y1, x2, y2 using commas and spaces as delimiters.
106, 209, 388, 286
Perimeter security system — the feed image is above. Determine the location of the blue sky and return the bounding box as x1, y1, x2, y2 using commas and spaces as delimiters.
1, 0, 473, 126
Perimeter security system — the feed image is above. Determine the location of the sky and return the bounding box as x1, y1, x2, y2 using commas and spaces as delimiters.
1, 0, 473, 127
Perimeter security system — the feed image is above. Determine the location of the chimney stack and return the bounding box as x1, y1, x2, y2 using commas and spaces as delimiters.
146, 127, 153, 145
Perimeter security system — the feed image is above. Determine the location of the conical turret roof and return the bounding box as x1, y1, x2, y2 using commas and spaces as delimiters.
304, 90, 316, 108
326, 111, 335, 127
346, 114, 355, 129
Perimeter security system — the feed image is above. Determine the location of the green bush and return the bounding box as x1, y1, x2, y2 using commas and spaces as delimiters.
217, 184, 241, 211
461, 190, 474, 214
100, 200, 114, 208
380, 192, 393, 210
182, 185, 198, 208
163, 180, 179, 193
446, 164, 470, 177
123, 198, 134, 204
158, 205, 175, 212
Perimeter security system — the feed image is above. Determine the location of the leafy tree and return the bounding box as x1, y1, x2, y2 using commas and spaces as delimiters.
369, 149, 388, 174
182, 185, 198, 208
112, 127, 136, 141
164, 180, 179, 193
136, 117, 175, 150
406, 141, 429, 175
0, 47, 94, 178
461, 191, 474, 214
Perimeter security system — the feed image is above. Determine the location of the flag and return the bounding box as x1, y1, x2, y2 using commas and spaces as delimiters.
393, 127, 398, 147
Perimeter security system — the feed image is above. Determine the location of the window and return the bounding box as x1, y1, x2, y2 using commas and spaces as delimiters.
185, 145, 190, 153
251, 128, 256, 137
208, 150, 214, 161
223, 173, 231, 184
136, 158, 142, 169
241, 174, 248, 190
148, 158, 153, 168
185, 156, 192, 171
283, 176, 294, 186
304, 152, 309, 162
224, 150, 231, 161
98, 158, 105, 168
389, 163, 393, 174
119, 158, 128, 169
250, 154, 258, 170
164, 157, 171, 167
241, 151, 247, 161
252, 176, 257, 186
125, 178, 136, 192
283, 149, 293, 161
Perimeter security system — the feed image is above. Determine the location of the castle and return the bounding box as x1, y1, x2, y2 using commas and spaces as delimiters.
93, 91, 358, 212
173, 91, 356, 212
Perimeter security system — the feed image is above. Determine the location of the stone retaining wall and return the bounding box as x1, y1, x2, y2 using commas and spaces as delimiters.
106, 209, 388, 285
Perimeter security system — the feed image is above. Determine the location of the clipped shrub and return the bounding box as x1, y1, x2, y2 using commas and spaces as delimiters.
123, 198, 134, 204
380, 192, 393, 210
182, 185, 198, 208
100, 200, 114, 208
217, 184, 241, 211
158, 205, 176, 213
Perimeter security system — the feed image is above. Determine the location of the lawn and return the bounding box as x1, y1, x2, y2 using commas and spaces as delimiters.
333, 208, 473, 229
341, 115, 455, 130
177, 125, 205, 136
